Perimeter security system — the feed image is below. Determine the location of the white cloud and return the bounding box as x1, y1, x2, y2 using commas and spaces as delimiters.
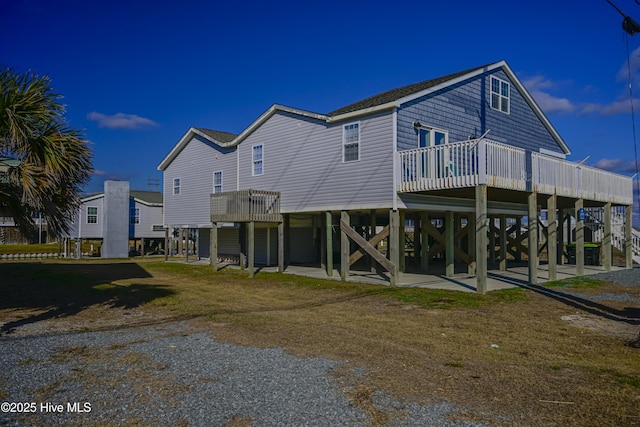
522, 76, 576, 114
592, 158, 638, 174
87, 112, 158, 129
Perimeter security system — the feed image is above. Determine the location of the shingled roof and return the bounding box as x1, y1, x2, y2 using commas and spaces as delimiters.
130, 190, 163, 205
327, 63, 493, 117
196, 128, 237, 143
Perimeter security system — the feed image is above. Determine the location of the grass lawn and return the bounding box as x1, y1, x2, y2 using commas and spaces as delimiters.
0, 258, 639, 426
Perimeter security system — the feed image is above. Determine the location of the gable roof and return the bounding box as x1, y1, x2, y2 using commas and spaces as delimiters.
158, 60, 570, 169
130, 190, 163, 205
327, 63, 493, 117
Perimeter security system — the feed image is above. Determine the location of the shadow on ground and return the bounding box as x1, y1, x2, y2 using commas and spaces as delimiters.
0, 262, 174, 334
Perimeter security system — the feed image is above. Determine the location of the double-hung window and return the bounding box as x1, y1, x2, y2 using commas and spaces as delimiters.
490, 76, 510, 114
252, 144, 263, 176
342, 123, 360, 162
173, 178, 181, 195
130, 207, 140, 225
87, 206, 98, 224
213, 171, 223, 193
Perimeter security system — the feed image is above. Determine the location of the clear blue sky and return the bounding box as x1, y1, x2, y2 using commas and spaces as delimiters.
4, 0, 640, 198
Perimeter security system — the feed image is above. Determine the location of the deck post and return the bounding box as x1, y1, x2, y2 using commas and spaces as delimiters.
626, 205, 633, 269
468, 213, 476, 275
445, 211, 455, 277
164, 228, 169, 261
499, 215, 507, 271
603, 202, 612, 272
399, 210, 406, 273
178, 228, 183, 258
413, 213, 421, 268
284, 214, 290, 268
239, 223, 246, 270
326, 212, 333, 276
248, 221, 255, 278
340, 211, 349, 281
475, 184, 488, 294
184, 228, 189, 263
278, 220, 284, 273
389, 209, 400, 286
515, 218, 522, 262
420, 212, 429, 272
210, 223, 218, 271
547, 194, 557, 281
370, 210, 377, 273
557, 210, 564, 265
489, 216, 496, 265
575, 198, 584, 276
528, 192, 538, 284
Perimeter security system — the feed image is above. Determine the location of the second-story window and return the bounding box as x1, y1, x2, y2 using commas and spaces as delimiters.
130, 207, 140, 225
343, 122, 360, 162
213, 171, 223, 193
87, 206, 98, 224
173, 177, 181, 195
490, 76, 510, 114
252, 144, 263, 176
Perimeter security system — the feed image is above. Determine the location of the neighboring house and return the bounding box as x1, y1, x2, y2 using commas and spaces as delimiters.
64, 181, 164, 257
157, 60, 635, 291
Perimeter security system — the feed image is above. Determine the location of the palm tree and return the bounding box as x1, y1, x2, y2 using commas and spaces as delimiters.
0, 66, 93, 238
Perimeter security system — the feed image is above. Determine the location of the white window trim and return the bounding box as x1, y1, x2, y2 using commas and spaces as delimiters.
252, 144, 264, 176
173, 177, 181, 195
416, 124, 449, 147
213, 170, 223, 193
87, 206, 98, 224
342, 121, 361, 163
490, 76, 510, 114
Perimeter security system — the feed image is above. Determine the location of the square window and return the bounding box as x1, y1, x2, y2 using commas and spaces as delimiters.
87, 206, 98, 224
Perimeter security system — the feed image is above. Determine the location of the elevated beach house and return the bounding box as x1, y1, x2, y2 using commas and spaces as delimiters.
157, 60, 635, 292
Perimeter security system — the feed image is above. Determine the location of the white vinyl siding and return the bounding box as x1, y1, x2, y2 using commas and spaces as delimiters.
252, 144, 263, 176
490, 76, 510, 114
213, 171, 223, 193
87, 206, 98, 224
342, 122, 360, 162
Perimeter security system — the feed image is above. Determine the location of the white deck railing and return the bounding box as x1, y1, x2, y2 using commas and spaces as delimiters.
531, 153, 633, 205
398, 139, 633, 205
398, 139, 527, 192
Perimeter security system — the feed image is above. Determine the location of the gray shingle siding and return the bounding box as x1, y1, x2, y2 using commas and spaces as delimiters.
237, 110, 395, 212
397, 69, 562, 154
163, 134, 236, 226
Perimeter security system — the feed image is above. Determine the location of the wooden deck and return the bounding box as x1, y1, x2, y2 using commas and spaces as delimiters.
397, 138, 633, 205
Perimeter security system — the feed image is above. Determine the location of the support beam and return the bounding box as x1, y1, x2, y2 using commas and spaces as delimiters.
468, 213, 476, 275
389, 209, 400, 286
626, 205, 633, 269
278, 221, 284, 273
476, 185, 488, 293
603, 202, 612, 272
326, 212, 333, 277
489, 216, 496, 265
547, 194, 557, 281
284, 214, 290, 268
248, 221, 255, 277
184, 228, 189, 263
499, 215, 507, 271
340, 211, 349, 281
420, 212, 429, 272
528, 192, 538, 284
164, 228, 169, 261
575, 199, 584, 276
210, 223, 218, 271
399, 210, 406, 273
370, 210, 377, 273
515, 218, 522, 262
557, 210, 564, 265
445, 211, 455, 277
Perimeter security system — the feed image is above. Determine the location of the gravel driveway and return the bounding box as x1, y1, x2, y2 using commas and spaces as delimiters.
0, 320, 487, 427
